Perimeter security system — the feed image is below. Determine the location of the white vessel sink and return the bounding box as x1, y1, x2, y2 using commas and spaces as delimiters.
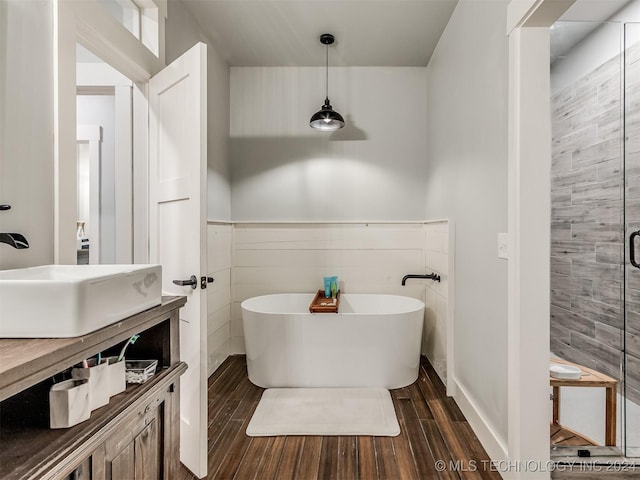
0, 264, 162, 338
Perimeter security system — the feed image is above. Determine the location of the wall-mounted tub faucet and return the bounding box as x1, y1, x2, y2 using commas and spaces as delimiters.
402, 273, 440, 285
0, 233, 29, 249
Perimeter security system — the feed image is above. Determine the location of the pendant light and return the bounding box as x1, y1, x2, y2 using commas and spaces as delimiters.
310, 33, 345, 131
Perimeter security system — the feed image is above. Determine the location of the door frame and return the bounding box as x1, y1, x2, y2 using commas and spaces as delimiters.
76, 124, 102, 264
75, 84, 134, 264
54, 0, 164, 265
505, 0, 575, 475
54, 2, 209, 476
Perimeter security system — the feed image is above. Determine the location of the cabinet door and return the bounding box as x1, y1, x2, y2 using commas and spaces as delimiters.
110, 442, 135, 479
134, 418, 160, 480
64, 457, 92, 480
106, 413, 161, 480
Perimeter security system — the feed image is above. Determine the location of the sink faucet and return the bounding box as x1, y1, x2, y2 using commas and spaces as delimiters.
0, 233, 29, 249
402, 273, 440, 285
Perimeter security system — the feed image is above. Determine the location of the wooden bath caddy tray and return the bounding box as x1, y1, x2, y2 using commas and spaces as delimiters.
309, 289, 341, 313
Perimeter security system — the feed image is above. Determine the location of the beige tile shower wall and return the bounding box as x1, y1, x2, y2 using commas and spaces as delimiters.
207, 223, 232, 376
229, 222, 451, 384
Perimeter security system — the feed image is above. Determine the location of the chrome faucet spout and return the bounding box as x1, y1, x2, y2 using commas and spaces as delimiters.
402, 273, 440, 285
0, 233, 29, 249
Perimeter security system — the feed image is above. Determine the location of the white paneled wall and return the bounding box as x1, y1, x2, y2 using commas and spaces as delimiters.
423, 221, 450, 383
206, 223, 232, 376
227, 222, 452, 384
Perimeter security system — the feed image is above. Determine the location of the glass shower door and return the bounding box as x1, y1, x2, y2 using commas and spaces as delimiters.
624, 22, 640, 458
550, 20, 626, 453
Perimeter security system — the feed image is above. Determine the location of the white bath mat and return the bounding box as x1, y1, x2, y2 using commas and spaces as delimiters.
246, 388, 400, 437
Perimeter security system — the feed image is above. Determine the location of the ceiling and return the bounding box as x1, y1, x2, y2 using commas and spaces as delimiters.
179, 0, 460, 67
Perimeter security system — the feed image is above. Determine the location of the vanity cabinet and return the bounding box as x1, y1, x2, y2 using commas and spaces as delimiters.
0, 296, 187, 480
102, 387, 163, 480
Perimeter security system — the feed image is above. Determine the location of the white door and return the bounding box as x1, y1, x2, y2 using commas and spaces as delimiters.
149, 43, 208, 477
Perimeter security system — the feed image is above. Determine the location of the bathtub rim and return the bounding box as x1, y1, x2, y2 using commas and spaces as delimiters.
240, 292, 425, 316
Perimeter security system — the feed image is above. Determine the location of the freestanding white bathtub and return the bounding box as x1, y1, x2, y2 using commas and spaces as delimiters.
241, 293, 425, 389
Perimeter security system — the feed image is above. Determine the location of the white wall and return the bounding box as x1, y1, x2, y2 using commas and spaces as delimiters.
230, 67, 428, 221
165, 0, 231, 221
551, 0, 640, 94
425, 0, 510, 445
0, 0, 54, 269
205, 46, 230, 222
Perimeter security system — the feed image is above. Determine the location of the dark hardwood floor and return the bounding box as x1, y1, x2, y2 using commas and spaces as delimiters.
179, 355, 502, 480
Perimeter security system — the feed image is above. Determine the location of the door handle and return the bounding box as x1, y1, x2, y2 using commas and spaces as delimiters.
631, 230, 640, 269
200, 276, 214, 289
172, 275, 198, 289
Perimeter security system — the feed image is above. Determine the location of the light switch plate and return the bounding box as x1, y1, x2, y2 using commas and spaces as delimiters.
498, 233, 508, 259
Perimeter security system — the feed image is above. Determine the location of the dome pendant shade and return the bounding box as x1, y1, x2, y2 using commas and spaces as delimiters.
310, 97, 345, 131
310, 33, 345, 131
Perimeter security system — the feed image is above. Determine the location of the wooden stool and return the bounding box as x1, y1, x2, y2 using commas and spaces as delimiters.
550, 357, 617, 446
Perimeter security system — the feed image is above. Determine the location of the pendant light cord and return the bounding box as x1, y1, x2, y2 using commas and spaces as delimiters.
325, 43, 329, 100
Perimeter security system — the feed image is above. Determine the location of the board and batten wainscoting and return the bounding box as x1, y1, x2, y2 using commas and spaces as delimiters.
423, 222, 450, 383
207, 221, 453, 386
207, 223, 233, 376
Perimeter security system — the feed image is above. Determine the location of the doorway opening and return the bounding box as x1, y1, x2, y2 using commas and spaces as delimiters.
75, 44, 133, 265
549, 15, 640, 458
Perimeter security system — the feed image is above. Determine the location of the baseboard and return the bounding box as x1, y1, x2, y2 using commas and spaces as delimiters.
452, 377, 508, 465
207, 343, 230, 377
421, 353, 446, 386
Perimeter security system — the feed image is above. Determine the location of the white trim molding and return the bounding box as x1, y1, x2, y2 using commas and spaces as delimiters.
114, 85, 133, 263
453, 376, 508, 461
76, 125, 102, 265
507, 27, 552, 478
54, 0, 161, 265
506, 1, 575, 478
54, 0, 79, 265
507, 0, 574, 33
